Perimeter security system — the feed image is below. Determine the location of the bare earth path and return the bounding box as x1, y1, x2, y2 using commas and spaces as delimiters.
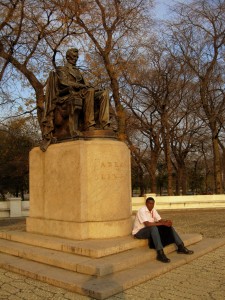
0, 209, 225, 300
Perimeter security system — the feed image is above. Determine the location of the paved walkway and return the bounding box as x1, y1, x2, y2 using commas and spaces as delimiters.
0, 209, 225, 300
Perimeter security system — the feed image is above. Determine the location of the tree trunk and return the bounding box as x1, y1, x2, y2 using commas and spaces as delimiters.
218, 140, 225, 192
138, 167, 145, 196
103, 56, 126, 140
212, 135, 223, 194
181, 164, 187, 195
150, 174, 157, 194
161, 112, 173, 195
175, 168, 181, 195
146, 164, 157, 194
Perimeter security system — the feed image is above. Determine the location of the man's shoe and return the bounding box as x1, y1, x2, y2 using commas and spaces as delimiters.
157, 250, 170, 263
177, 243, 194, 255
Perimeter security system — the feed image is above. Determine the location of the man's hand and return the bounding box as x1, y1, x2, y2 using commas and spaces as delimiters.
159, 219, 172, 227
144, 219, 172, 227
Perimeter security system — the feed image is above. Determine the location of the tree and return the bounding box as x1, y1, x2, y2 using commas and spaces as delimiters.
123, 40, 193, 195
0, 117, 37, 199
124, 101, 162, 194
171, 113, 208, 195
167, 0, 225, 193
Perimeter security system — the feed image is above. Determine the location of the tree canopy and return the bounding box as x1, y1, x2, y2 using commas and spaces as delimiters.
1, 0, 225, 195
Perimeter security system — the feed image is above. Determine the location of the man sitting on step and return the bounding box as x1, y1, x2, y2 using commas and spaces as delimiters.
132, 197, 194, 263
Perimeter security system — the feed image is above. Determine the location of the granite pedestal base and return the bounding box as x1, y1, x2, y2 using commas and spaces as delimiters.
27, 139, 132, 240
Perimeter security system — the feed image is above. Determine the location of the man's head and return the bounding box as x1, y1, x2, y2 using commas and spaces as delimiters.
145, 197, 155, 212
66, 48, 79, 65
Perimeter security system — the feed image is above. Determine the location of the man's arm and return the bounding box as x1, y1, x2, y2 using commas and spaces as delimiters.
144, 219, 172, 227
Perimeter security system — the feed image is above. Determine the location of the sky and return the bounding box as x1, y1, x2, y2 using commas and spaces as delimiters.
154, 0, 170, 19
154, 0, 187, 20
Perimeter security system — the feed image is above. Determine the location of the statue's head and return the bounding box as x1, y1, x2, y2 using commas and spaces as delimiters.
66, 48, 79, 60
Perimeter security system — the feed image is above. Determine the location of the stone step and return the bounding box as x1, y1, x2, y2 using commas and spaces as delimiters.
0, 233, 201, 276
0, 231, 147, 258
0, 238, 224, 299
0, 230, 201, 258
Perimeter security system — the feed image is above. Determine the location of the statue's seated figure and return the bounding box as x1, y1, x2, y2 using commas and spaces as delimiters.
40, 48, 110, 151
43, 69, 83, 140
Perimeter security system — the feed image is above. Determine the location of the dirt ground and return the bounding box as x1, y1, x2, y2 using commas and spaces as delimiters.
0, 208, 224, 239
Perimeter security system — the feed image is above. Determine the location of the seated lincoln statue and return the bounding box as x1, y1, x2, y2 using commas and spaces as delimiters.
40, 48, 110, 151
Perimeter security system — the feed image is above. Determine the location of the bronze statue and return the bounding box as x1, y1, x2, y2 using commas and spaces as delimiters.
40, 48, 110, 151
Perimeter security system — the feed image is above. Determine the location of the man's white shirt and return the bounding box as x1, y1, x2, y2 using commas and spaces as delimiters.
132, 206, 161, 235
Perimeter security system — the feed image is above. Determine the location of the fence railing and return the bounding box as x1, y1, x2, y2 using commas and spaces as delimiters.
0, 198, 29, 218
132, 194, 225, 212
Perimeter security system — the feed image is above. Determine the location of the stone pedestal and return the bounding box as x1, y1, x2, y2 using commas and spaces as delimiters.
26, 139, 132, 240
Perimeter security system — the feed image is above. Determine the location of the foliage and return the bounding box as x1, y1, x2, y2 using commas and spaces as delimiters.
0, 118, 38, 199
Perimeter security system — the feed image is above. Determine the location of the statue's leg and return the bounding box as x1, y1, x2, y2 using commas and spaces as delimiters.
68, 102, 83, 137
95, 90, 110, 129
54, 104, 71, 139
83, 88, 96, 130
68, 112, 76, 136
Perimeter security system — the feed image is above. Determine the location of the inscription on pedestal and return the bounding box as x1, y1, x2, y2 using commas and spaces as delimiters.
95, 160, 126, 180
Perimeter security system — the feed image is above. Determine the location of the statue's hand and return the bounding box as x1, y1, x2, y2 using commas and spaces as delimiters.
73, 83, 88, 89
